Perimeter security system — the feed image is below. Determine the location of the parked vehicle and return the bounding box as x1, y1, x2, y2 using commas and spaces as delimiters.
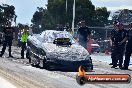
91, 43, 100, 53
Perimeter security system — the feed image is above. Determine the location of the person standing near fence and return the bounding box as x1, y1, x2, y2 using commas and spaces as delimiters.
122, 22, 132, 70
109, 21, 118, 65
111, 22, 128, 69
76, 21, 92, 54
0, 22, 15, 57
20, 26, 29, 59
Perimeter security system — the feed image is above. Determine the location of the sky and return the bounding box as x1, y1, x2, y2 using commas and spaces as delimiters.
92, 0, 132, 11
0, 0, 47, 24
0, 0, 132, 24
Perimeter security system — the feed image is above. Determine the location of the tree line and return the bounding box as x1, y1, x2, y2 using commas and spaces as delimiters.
0, 0, 110, 34
31, 0, 110, 32
0, 4, 16, 29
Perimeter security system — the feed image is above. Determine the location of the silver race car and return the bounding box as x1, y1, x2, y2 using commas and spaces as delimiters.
27, 30, 93, 71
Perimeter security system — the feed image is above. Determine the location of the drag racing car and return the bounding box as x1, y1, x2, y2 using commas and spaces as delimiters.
27, 30, 93, 71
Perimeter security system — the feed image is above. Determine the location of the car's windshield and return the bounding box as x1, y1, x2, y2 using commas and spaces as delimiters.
43, 31, 76, 44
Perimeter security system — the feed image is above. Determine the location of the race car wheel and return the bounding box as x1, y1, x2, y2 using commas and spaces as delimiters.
30, 51, 39, 67
39, 56, 51, 69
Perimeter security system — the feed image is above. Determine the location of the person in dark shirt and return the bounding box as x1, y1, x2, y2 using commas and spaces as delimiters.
122, 22, 132, 70
56, 24, 64, 31
0, 23, 15, 57
76, 21, 91, 49
111, 22, 128, 69
110, 21, 118, 65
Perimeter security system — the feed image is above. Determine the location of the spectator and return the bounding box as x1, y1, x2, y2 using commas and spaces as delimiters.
122, 22, 132, 70
76, 20, 91, 53
0, 22, 15, 57
20, 28, 29, 59
111, 22, 128, 69
109, 21, 118, 65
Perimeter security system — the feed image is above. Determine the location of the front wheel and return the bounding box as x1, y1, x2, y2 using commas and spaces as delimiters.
39, 58, 55, 70
31, 59, 40, 67
30, 52, 40, 67
39, 58, 47, 68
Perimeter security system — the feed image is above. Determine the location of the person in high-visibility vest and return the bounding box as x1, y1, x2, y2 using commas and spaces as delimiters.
20, 28, 29, 59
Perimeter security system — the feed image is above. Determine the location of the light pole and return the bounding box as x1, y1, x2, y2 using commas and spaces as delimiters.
66, 0, 67, 13
72, 0, 75, 35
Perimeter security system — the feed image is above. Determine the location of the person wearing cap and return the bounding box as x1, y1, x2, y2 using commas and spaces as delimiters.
0, 22, 15, 57
111, 22, 128, 69
76, 21, 91, 50
20, 26, 29, 59
109, 21, 118, 65
122, 23, 132, 70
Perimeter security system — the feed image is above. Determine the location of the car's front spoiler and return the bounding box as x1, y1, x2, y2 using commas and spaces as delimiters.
46, 59, 93, 71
